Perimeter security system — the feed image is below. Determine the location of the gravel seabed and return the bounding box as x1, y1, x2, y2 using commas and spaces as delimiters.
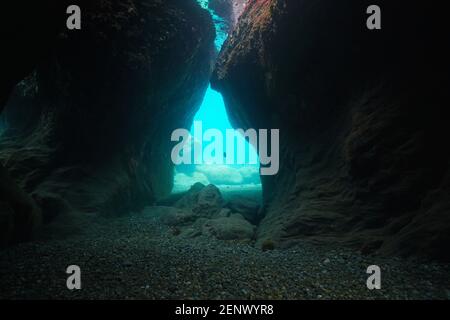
1, 209, 449, 300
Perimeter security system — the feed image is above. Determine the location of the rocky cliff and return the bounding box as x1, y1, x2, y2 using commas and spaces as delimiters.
212, 0, 450, 260
0, 0, 215, 245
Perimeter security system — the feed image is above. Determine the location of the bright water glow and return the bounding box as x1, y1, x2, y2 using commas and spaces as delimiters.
173, 1, 262, 193
0, 116, 6, 136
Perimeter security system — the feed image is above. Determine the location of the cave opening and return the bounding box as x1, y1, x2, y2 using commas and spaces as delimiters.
172, 0, 262, 195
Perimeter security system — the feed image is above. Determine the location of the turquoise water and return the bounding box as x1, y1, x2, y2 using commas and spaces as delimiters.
173, 1, 261, 193
197, 1, 229, 51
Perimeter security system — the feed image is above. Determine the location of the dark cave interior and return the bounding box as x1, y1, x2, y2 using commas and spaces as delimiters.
0, 0, 450, 300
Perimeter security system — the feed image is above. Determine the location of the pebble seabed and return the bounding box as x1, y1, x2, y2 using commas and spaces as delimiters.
1, 208, 449, 300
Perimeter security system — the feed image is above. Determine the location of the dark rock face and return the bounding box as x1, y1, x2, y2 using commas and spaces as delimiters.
0, 0, 215, 244
0, 165, 42, 247
0, 1, 68, 109
225, 195, 260, 224
0, 0, 71, 246
213, 0, 450, 260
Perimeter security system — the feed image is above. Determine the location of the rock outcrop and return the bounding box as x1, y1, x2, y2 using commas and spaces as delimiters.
152, 206, 197, 227
213, 0, 450, 260
0, 0, 215, 245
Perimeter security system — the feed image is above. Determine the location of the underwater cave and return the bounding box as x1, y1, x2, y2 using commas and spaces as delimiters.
173, 2, 262, 195
0, 0, 450, 302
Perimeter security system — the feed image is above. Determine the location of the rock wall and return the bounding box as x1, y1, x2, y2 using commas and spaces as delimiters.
0, 0, 215, 245
212, 0, 450, 260
209, 0, 248, 26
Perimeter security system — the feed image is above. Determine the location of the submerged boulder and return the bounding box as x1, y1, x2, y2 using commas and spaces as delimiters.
156, 183, 258, 240
176, 183, 224, 218
213, 0, 450, 260
174, 183, 207, 209
0, 0, 216, 231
